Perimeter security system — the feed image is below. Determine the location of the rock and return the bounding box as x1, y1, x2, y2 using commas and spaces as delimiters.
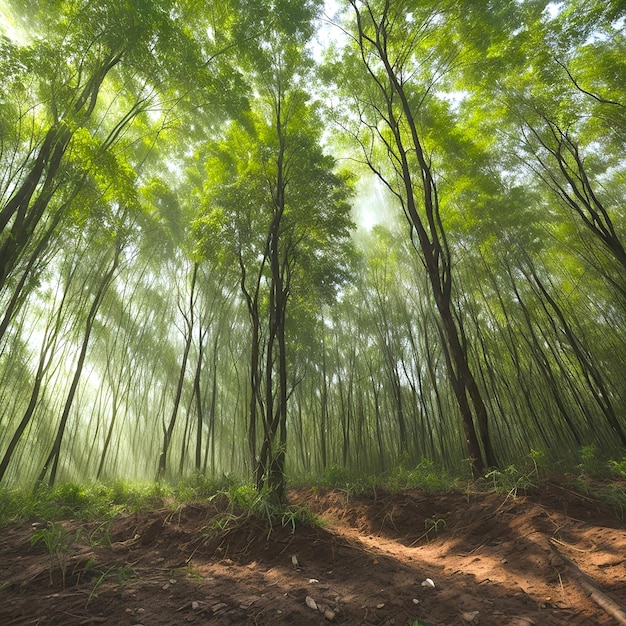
305, 595, 318, 611
460, 610, 480, 623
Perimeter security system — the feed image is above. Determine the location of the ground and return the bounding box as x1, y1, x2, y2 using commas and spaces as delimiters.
1, 482, 625, 625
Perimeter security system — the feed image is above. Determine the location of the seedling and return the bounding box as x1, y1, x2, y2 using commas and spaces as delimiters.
424, 517, 446, 540
31, 521, 74, 585
86, 564, 135, 608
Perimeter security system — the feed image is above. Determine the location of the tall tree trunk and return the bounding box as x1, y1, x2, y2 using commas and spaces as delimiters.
156, 262, 198, 481
39, 244, 121, 487
350, 0, 495, 475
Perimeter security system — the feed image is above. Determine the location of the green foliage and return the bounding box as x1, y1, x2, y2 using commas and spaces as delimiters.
383, 458, 460, 493
1, 0, 626, 502
577, 444, 605, 477
423, 517, 447, 540
310, 459, 460, 500
87, 564, 135, 608
609, 457, 626, 478
484, 465, 538, 496
0, 481, 173, 527
202, 481, 322, 535
281, 505, 323, 533
30, 521, 78, 586
317, 464, 375, 498
175, 472, 233, 502
31, 521, 71, 554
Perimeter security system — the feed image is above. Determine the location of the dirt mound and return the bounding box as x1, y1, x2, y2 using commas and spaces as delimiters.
1, 483, 625, 625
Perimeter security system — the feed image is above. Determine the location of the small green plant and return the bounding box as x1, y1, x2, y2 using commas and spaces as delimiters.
608, 456, 626, 478
380, 504, 399, 531
281, 505, 321, 533
86, 565, 135, 608
484, 464, 536, 496
31, 522, 74, 585
577, 444, 605, 477
423, 517, 446, 540
384, 458, 458, 493
528, 448, 547, 478
31, 521, 70, 554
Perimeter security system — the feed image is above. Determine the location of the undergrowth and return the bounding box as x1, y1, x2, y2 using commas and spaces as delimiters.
307, 456, 459, 498
1, 447, 625, 527
0, 481, 174, 527
0, 473, 321, 533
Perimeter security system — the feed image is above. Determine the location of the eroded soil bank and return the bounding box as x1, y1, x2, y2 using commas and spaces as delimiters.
1, 483, 625, 625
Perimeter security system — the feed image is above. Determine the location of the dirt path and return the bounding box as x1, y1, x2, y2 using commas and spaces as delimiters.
1, 483, 625, 625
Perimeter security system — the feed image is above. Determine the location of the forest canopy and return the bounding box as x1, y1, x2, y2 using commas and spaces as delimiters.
0, 0, 625, 496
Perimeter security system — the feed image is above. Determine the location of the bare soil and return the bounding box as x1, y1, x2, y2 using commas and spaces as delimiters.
1, 482, 625, 625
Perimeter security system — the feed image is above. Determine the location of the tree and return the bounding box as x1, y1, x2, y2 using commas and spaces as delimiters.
195, 1, 354, 498
330, 0, 497, 474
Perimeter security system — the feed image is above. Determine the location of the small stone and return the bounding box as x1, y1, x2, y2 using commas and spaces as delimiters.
460, 610, 480, 624
305, 595, 318, 611
376, 603, 385, 609
324, 609, 336, 621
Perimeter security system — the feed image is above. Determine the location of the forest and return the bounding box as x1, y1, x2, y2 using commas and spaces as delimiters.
0, 0, 625, 497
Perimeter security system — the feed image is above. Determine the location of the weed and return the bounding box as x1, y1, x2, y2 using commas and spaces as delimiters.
31, 521, 70, 554
281, 505, 321, 533
384, 458, 458, 493
31, 522, 74, 585
601, 486, 626, 519
484, 464, 537, 497
380, 504, 399, 531
423, 517, 447, 540
186, 563, 203, 581
176, 472, 230, 502
608, 456, 626, 478
528, 448, 547, 478
86, 565, 135, 608
577, 444, 604, 477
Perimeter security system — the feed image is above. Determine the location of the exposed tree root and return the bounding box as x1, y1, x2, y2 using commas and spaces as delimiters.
548, 539, 626, 625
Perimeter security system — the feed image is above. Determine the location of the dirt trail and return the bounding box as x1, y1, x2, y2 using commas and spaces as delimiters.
1, 483, 625, 625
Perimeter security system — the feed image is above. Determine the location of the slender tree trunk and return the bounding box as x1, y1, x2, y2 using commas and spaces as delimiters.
39, 244, 121, 487
156, 262, 198, 481
0, 260, 76, 483
350, 0, 495, 475
525, 264, 626, 445
193, 325, 208, 472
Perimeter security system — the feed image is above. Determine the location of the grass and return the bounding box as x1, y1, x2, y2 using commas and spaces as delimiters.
1, 447, 625, 528
201, 482, 324, 537
86, 564, 135, 608
0, 480, 174, 527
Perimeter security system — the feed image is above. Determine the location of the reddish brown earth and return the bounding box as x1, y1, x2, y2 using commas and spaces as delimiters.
1, 483, 625, 625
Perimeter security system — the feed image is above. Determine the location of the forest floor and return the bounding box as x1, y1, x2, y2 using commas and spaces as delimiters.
1, 480, 625, 625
